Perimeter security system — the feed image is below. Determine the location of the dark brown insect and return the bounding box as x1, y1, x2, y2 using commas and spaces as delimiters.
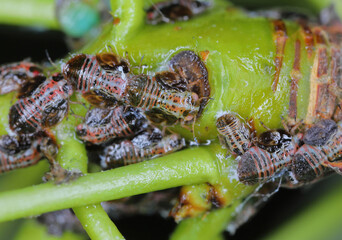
146, 0, 210, 25
100, 129, 186, 169
76, 106, 149, 144
237, 129, 298, 185
9, 74, 73, 133
287, 120, 342, 187
216, 113, 251, 156
0, 133, 58, 173
63, 53, 130, 107
168, 50, 210, 118
0, 60, 43, 95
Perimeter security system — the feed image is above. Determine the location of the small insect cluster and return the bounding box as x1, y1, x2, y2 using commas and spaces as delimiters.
0, 62, 66, 177
217, 113, 342, 187
0, 50, 209, 178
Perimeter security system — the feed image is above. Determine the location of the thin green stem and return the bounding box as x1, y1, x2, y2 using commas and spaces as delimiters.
73, 205, 124, 240
55, 112, 125, 240
0, 0, 59, 29
171, 201, 241, 240
110, 0, 145, 42
0, 145, 218, 222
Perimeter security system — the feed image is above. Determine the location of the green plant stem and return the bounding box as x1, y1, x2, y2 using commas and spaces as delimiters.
110, 0, 145, 42
55, 114, 125, 240
0, 145, 218, 222
170, 201, 241, 240
73, 205, 124, 240
14, 219, 85, 240
0, 0, 59, 29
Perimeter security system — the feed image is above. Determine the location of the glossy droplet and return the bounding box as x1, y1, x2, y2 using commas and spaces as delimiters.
59, 2, 100, 38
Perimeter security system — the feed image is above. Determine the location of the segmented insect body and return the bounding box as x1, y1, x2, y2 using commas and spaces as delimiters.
168, 50, 210, 117
287, 120, 342, 187
237, 130, 298, 185
146, 0, 210, 25
100, 131, 186, 169
286, 144, 333, 187
216, 113, 251, 156
0, 133, 58, 173
0, 61, 42, 95
320, 121, 342, 166
76, 106, 149, 144
63, 53, 130, 107
127, 74, 200, 124
9, 74, 73, 133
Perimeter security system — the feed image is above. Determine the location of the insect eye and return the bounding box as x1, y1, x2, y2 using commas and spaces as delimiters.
52, 73, 64, 82
183, 110, 190, 117
62, 84, 73, 94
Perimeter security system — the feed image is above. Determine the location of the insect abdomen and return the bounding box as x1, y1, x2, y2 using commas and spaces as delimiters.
0, 137, 43, 173
321, 122, 342, 161
9, 78, 72, 133
238, 146, 293, 185
76, 106, 148, 144
0, 61, 42, 95
100, 134, 185, 169
63, 54, 128, 103
9, 99, 42, 133
290, 144, 331, 185
216, 114, 251, 156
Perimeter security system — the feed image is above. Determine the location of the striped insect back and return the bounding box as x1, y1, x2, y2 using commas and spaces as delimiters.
288, 144, 331, 187
216, 113, 251, 156
9, 74, 73, 133
238, 129, 297, 185
127, 74, 199, 124
100, 130, 186, 169
76, 106, 148, 144
285, 120, 341, 187
320, 121, 342, 164
0, 133, 57, 173
63, 53, 130, 107
0, 61, 42, 95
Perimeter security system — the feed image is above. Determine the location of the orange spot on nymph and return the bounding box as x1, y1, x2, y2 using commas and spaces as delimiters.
200, 50, 210, 62
113, 17, 120, 25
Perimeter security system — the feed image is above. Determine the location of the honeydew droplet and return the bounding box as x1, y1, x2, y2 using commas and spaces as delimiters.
59, 2, 100, 38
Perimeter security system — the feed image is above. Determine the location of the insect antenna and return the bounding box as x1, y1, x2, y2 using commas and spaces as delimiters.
131, 54, 147, 74
238, 173, 283, 216
139, 55, 146, 74
259, 119, 271, 131
45, 49, 58, 69
252, 175, 283, 200
150, 0, 169, 23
